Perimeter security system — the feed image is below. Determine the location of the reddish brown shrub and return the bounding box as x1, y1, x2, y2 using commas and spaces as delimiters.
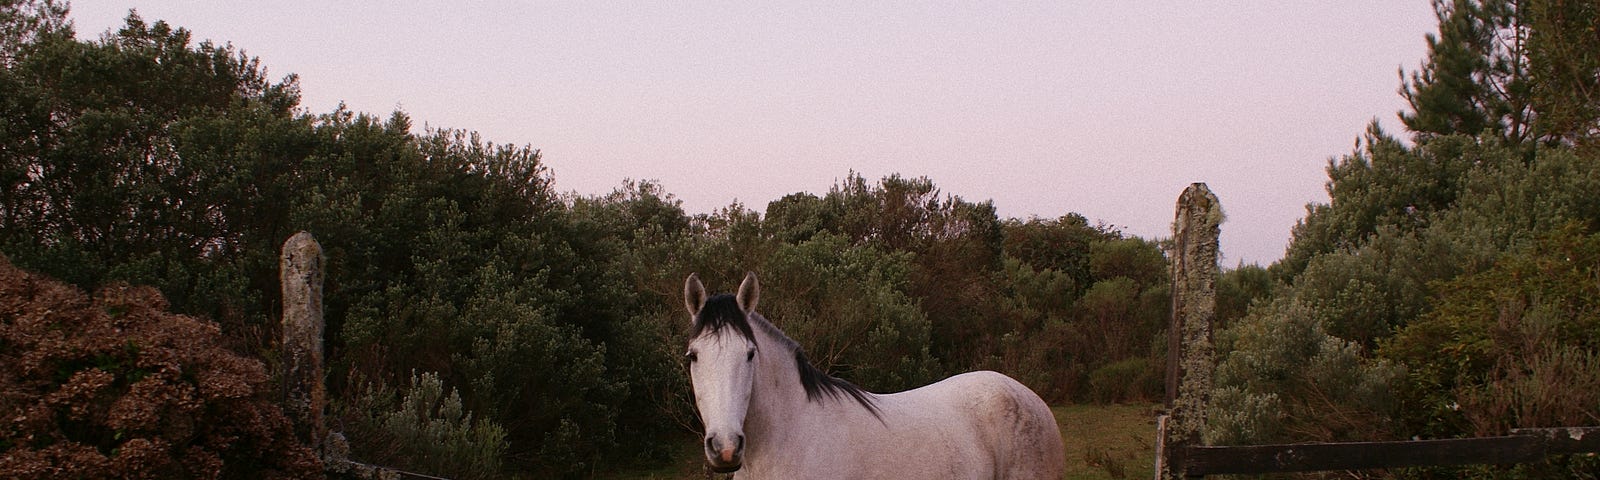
0, 255, 321, 479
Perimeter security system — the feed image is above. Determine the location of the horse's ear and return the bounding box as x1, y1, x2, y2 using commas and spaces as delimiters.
684, 273, 707, 320
736, 271, 759, 314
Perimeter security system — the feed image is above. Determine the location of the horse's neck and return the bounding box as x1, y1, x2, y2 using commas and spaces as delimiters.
741, 317, 897, 478
743, 323, 894, 479
743, 321, 824, 454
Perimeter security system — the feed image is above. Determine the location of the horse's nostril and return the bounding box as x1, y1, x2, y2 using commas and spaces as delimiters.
705, 434, 716, 452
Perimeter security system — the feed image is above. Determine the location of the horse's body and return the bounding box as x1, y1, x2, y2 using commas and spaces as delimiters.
682, 273, 1065, 479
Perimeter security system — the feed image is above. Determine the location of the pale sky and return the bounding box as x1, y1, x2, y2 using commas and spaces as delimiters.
71, 2, 1439, 266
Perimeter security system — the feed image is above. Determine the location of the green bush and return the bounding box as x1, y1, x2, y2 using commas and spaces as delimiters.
1209, 297, 1400, 445
762, 233, 942, 393
1384, 223, 1600, 439
337, 371, 507, 480
1086, 358, 1160, 404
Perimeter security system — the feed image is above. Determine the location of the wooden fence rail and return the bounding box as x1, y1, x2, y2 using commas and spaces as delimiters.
1154, 183, 1600, 479
1185, 427, 1600, 476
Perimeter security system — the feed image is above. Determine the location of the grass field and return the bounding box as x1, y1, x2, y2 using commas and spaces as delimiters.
596, 403, 1160, 480
1056, 403, 1160, 480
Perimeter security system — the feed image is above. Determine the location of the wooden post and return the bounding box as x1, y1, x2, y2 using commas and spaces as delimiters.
1158, 183, 1222, 480
281, 231, 327, 453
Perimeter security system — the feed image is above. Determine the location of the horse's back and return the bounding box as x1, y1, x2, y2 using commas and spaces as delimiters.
885, 371, 1065, 479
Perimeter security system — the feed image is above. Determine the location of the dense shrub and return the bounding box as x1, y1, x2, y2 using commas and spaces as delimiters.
1215, 264, 1272, 329
761, 233, 941, 393
1086, 358, 1161, 404
1384, 223, 1600, 438
987, 220, 1170, 404
336, 371, 507, 480
1208, 296, 1400, 445
0, 256, 320, 478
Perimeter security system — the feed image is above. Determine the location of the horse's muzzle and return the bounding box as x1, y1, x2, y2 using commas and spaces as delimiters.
704, 433, 744, 473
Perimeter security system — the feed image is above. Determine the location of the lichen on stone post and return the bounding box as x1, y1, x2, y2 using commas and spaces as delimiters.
1158, 183, 1222, 480
281, 231, 326, 453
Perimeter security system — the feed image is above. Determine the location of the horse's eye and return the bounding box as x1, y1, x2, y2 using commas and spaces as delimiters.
746, 349, 755, 362
685, 351, 697, 363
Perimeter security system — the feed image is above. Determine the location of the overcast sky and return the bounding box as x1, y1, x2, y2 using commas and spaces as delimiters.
71, 2, 1440, 266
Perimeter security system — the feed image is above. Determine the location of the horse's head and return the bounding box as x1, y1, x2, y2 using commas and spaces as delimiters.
683, 272, 761, 473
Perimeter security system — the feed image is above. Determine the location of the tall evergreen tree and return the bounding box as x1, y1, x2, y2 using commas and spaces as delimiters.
1526, 0, 1600, 148
1400, 0, 1535, 144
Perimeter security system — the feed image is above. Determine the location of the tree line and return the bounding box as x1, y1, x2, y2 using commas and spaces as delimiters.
1, 3, 1173, 477
6, 0, 1597, 478
1208, 0, 1600, 477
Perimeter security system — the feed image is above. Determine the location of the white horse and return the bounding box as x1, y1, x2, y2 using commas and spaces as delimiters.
682, 272, 1066, 479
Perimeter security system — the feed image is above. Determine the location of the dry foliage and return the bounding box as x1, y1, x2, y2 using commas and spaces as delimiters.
0, 255, 320, 479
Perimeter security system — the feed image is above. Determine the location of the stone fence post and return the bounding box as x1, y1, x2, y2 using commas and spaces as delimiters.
281, 231, 326, 453
1156, 183, 1222, 480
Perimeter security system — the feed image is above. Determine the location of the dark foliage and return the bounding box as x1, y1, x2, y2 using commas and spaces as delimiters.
0, 255, 321, 479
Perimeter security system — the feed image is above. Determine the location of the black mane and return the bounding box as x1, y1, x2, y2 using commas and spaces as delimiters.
687, 296, 881, 419
794, 348, 883, 420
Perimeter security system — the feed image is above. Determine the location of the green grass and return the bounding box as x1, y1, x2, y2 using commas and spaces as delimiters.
591, 432, 709, 480
1056, 403, 1160, 480
596, 403, 1160, 480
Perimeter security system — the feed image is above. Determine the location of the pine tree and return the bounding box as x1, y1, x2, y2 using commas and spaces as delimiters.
1526, 0, 1600, 148
1400, 0, 1535, 144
